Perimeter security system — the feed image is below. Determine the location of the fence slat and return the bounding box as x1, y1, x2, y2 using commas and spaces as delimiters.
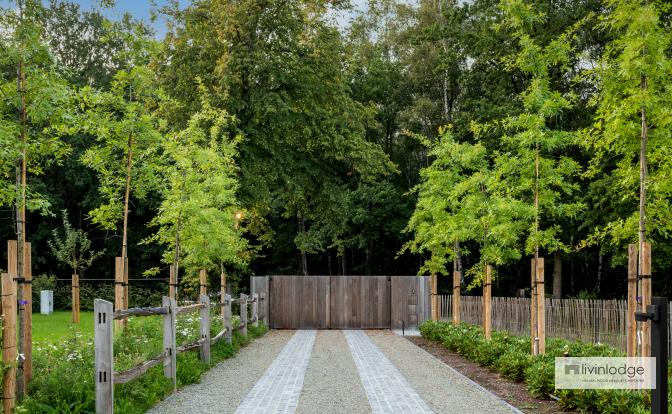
95, 299, 114, 414
200, 295, 210, 364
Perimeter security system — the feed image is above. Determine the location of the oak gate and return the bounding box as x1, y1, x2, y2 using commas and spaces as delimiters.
250, 275, 430, 330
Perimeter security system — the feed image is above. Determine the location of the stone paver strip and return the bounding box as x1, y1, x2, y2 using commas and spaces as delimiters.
344, 330, 434, 414
296, 330, 370, 413
147, 330, 294, 414
367, 330, 520, 413
235, 330, 316, 414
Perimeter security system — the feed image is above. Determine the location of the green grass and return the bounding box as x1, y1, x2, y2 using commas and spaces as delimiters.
31, 311, 94, 345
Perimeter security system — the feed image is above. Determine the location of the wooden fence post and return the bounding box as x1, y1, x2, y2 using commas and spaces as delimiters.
259, 293, 266, 325
2, 273, 17, 413
627, 244, 637, 357
240, 294, 248, 337
530, 258, 538, 355
94, 299, 114, 414
537, 257, 545, 355
224, 294, 232, 344
431, 274, 438, 321
252, 293, 259, 327
220, 270, 227, 318
72, 274, 80, 324
483, 264, 492, 340
452, 271, 461, 325
114, 257, 125, 330
169, 265, 177, 301
200, 295, 210, 365
23, 242, 32, 389
640, 242, 651, 357
199, 269, 207, 296
162, 296, 177, 392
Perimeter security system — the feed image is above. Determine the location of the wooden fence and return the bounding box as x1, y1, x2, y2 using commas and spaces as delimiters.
94, 293, 265, 414
438, 295, 672, 355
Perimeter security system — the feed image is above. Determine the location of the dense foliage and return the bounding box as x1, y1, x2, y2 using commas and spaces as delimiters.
0, 0, 671, 300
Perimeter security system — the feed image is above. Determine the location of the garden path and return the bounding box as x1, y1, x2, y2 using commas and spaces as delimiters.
148, 330, 521, 414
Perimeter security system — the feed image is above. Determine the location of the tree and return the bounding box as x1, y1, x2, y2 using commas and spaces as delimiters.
147, 90, 247, 293
80, 66, 162, 275
48, 210, 104, 278
0, 0, 76, 398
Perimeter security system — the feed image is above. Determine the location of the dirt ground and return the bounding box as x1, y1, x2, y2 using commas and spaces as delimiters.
407, 337, 572, 414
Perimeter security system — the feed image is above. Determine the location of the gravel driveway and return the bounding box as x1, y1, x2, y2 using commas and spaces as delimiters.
146, 330, 520, 414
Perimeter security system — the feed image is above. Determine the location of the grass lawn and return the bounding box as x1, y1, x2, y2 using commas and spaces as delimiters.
32, 311, 94, 345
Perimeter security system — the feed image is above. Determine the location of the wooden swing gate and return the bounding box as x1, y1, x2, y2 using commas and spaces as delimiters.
251, 275, 430, 330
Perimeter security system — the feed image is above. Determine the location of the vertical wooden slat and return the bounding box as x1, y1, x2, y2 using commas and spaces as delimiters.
199, 269, 207, 297
123, 257, 129, 312
94, 299, 113, 414
169, 265, 176, 301
537, 257, 545, 354
162, 296, 177, 392
114, 257, 124, 330
483, 265, 492, 340
240, 293, 248, 336
640, 241, 651, 357
200, 295, 210, 364
628, 243, 637, 357
72, 274, 80, 324
530, 258, 538, 355
452, 271, 461, 325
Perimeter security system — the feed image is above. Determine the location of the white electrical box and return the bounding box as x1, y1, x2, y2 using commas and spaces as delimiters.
40, 290, 53, 315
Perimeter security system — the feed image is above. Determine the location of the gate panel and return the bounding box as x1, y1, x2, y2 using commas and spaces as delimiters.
300, 276, 330, 328
391, 276, 429, 330
361, 276, 391, 328
330, 276, 362, 328
269, 276, 301, 329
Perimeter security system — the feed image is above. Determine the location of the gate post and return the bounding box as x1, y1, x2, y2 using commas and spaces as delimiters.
252, 293, 259, 327
94, 299, 113, 414
635, 296, 668, 414
240, 294, 248, 337
163, 296, 177, 392
224, 294, 232, 344
200, 295, 210, 364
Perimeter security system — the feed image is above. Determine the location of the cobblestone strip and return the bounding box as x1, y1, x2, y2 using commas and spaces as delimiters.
344, 330, 434, 414
235, 330, 316, 414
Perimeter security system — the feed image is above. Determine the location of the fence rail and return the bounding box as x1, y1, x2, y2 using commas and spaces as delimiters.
94, 292, 265, 414
437, 295, 672, 355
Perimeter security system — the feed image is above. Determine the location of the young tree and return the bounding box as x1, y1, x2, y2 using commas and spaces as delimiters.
0, 0, 75, 399
48, 210, 104, 278
81, 66, 162, 291
148, 92, 247, 293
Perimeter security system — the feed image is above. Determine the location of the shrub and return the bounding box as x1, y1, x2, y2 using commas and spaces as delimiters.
420, 321, 652, 414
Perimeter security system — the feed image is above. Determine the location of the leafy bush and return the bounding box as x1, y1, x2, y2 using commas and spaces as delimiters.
420, 320, 655, 413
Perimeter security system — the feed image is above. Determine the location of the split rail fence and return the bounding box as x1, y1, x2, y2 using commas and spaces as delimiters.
437, 295, 672, 355
94, 292, 265, 414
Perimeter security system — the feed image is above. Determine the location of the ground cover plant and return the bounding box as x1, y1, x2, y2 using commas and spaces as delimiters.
420, 320, 656, 413
18, 308, 265, 414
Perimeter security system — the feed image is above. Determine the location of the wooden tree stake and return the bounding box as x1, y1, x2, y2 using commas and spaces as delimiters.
627, 244, 637, 357
2, 273, 17, 413
114, 257, 125, 330
22, 243, 32, 388
452, 271, 461, 325
430, 274, 438, 321
483, 264, 492, 340
72, 274, 80, 324
169, 265, 177, 301
530, 258, 538, 355
536, 257, 545, 355
640, 241, 651, 357
199, 269, 207, 296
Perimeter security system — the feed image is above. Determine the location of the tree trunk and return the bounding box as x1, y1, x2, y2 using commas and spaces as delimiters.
299, 217, 308, 276
552, 251, 562, 299
327, 250, 332, 276
639, 74, 648, 271
596, 251, 603, 294
341, 250, 346, 275
16, 53, 27, 402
